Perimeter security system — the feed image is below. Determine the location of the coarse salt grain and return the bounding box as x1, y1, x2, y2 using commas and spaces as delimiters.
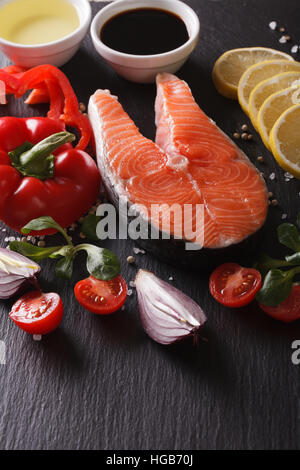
279, 36, 287, 43
269, 172, 276, 180
281, 213, 288, 219
127, 289, 133, 296
269, 21, 277, 30
129, 281, 135, 288
291, 45, 299, 54
133, 247, 145, 255
168, 276, 174, 281
33, 335, 42, 341
284, 171, 294, 179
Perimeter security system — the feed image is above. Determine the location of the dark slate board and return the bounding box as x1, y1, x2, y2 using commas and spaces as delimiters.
0, 0, 300, 451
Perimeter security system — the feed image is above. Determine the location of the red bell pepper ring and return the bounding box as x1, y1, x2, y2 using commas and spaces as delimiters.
1, 65, 49, 104
25, 86, 50, 105
17, 65, 92, 150
0, 117, 101, 234
0, 70, 20, 95
0, 65, 91, 150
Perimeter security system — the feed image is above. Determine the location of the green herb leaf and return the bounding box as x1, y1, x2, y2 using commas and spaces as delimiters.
254, 253, 290, 277
55, 255, 74, 279
75, 244, 120, 280
21, 216, 71, 245
10, 241, 63, 262
22, 216, 62, 234
256, 269, 294, 306
277, 223, 300, 252
81, 214, 101, 241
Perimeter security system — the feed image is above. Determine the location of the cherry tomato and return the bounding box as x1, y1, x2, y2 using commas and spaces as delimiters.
259, 285, 300, 323
74, 275, 128, 314
9, 291, 63, 335
209, 263, 262, 308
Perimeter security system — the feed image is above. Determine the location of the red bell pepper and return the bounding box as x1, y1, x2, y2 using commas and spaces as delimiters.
0, 117, 101, 234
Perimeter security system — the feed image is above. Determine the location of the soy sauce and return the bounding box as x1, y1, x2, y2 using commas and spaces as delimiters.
100, 8, 189, 55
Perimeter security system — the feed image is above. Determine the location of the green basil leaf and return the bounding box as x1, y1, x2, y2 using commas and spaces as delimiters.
81, 214, 101, 241
55, 255, 74, 280
21, 216, 71, 244
10, 241, 63, 262
75, 244, 120, 281
256, 269, 294, 307
21, 216, 61, 234
254, 253, 290, 277
285, 252, 300, 265
277, 223, 300, 252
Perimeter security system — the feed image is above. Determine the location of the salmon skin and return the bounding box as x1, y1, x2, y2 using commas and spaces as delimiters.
88, 74, 268, 266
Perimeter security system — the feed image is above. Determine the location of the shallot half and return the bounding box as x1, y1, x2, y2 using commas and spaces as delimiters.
135, 269, 206, 345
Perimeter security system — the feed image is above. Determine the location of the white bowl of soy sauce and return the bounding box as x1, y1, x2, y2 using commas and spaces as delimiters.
90, 0, 200, 83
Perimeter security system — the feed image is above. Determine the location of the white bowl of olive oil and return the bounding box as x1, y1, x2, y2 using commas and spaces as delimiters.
0, 0, 91, 67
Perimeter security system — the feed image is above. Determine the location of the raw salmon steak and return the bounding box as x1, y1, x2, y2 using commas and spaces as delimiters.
88, 73, 268, 252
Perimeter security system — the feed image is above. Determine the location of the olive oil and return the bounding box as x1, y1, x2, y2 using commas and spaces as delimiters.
100, 8, 189, 56
0, 0, 79, 45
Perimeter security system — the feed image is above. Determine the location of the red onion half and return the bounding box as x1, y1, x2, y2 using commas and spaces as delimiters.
135, 269, 207, 345
0, 248, 40, 299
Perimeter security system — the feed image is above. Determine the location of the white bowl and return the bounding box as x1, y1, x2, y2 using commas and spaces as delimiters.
90, 0, 200, 83
0, 0, 91, 67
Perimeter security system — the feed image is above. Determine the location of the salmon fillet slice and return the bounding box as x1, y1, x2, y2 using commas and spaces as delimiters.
88, 77, 268, 249
155, 73, 268, 247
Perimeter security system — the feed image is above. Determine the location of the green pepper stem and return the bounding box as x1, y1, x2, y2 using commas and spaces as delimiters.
9, 132, 75, 180
20, 132, 75, 166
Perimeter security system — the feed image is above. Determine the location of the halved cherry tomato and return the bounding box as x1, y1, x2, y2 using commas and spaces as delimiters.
9, 291, 63, 335
209, 263, 262, 308
259, 285, 300, 323
74, 275, 128, 315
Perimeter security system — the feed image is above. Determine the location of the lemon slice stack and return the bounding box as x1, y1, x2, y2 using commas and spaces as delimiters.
212, 47, 300, 178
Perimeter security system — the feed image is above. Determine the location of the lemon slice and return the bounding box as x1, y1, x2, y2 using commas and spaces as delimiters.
238, 60, 300, 114
257, 86, 300, 149
270, 104, 300, 177
249, 71, 300, 128
212, 47, 293, 99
